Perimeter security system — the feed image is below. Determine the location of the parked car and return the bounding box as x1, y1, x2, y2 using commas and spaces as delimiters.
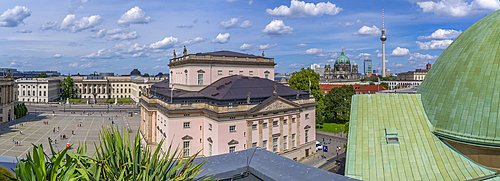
316, 141, 322, 151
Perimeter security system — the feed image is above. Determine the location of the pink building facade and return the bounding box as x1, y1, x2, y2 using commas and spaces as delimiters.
140, 51, 316, 161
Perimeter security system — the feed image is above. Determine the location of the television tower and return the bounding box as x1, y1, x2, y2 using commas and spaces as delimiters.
380, 8, 387, 77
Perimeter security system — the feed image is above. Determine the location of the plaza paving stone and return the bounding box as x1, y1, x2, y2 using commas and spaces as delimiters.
0, 113, 140, 159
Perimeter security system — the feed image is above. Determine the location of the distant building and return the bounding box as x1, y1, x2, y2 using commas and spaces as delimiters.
0, 72, 16, 123
0, 68, 17, 74
322, 49, 359, 82
274, 76, 290, 86
382, 80, 422, 89
320, 84, 387, 95
363, 60, 372, 74
310, 63, 325, 76
22, 71, 61, 77
16, 77, 61, 103
130, 69, 141, 76
397, 63, 431, 81
140, 50, 317, 160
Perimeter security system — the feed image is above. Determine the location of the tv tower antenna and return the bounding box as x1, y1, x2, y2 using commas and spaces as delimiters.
380, 8, 387, 77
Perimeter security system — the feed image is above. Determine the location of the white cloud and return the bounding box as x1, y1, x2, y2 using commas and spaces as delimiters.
117, 6, 152, 26
149, 36, 178, 49
219, 18, 252, 29
106, 28, 123, 34
220, 18, 239, 29
53, 54, 62, 58
0, 6, 31, 27
316, 52, 338, 59
8, 59, 31, 67
355, 19, 370, 24
239, 20, 252, 28
353, 25, 380, 36
125, 43, 146, 53
239, 43, 254, 51
69, 62, 79, 67
374, 50, 382, 58
59, 14, 103, 32
131, 52, 150, 58
299, 48, 323, 55
266, 0, 342, 18
388, 63, 404, 67
261, 20, 293, 37
106, 31, 138, 41
289, 63, 305, 68
259, 43, 278, 50
180, 37, 205, 46
296, 43, 308, 47
416, 0, 500, 18
416, 40, 453, 50
409, 52, 439, 61
249, 0, 253, 5
16, 29, 31, 33
83, 49, 120, 59
390, 47, 411, 56
40, 21, 58, 30
91, 29, 106, 38
337, 22, 354, 27
212, 33, 230, 44
418, 29, 462, 40
351, 53, 372, 60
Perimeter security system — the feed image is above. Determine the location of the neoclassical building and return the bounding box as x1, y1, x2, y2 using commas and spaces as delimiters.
0, 71, 16, 123
323, 49, 359, 82
140, 50, 317, 160
16, 77, 61, 103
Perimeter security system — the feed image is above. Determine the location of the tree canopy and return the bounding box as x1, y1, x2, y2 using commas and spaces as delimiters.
60, 76, 75, 99
142, 73, 150, 77
33, 72, 48, 78
289, 68, 325, 124
324, 85, 355, 124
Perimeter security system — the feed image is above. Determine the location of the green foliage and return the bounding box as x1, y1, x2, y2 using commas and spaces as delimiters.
380, 82, 389, 89
11, 126, 212, 181
316, 123, 346, 133
142, 73, 150, 77
324, 85, 355, 124
106, 99, 133, 103
33, 72, 48, 78
288, 68, 325, 125
50, 75, 59, 77
60, 76, 75, 99
369, 82, 375, 85
14, 103, 27, 119
0, 166, 15, 180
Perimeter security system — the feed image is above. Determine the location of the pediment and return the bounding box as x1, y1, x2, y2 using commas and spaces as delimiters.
251, 96, 301, 113
228, 139, 239, 145
182, 135, 193, 140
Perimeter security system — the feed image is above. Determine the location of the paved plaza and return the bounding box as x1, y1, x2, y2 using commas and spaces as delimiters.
0, 111, 140, 159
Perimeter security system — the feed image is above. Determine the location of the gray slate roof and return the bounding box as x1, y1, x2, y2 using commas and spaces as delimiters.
194, 147, 358, 181
195, 50, 265, 58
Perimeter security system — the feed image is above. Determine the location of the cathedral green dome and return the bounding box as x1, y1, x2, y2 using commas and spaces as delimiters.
335, 49, 350, 64
418, 9, 500, 147
325, 63, 330, 66
353, 62, 357, 66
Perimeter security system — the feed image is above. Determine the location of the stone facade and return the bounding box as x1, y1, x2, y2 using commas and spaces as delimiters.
16, 77, 61, 103
0, 72, 16, 123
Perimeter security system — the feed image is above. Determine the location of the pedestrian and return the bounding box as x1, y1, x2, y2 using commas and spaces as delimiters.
12, 139, 14, 144
20, 131, 22, 135
72, 130, 74, 135
58, 126, 60, 131
18, 141, 21, 146
329, 139, 331, 144
55, 139, 57, 144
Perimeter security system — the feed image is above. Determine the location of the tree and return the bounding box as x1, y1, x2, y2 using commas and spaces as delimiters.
60, 76, 75, 99
142, 73, 150, 77
380, 82, 389, 89
289, 68, 325, 124
33, 72, 48, 78
324, 85, 355, 124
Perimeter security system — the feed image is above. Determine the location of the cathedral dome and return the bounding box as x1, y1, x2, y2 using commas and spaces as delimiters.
418, 9, 500, 147
325, 63, 330, 66
335, 49, 350, 64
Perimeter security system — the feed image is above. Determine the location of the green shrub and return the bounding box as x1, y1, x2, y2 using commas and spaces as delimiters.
0, 166, 15, 180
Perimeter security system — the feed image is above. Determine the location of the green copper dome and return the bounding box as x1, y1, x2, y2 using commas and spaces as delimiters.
418, 10, 500, 146
353, 62, 357, 66
325, 62, 330, 66
335, 49, 350, 64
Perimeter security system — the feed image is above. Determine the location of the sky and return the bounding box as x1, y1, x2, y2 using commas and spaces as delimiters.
1, 0, 500, 75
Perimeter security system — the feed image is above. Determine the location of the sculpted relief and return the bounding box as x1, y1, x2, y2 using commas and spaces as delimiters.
259, 100, 295, 112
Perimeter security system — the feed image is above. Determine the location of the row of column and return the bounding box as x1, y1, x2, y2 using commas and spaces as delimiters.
1, 84, 15, 104
246, 113, 300, 153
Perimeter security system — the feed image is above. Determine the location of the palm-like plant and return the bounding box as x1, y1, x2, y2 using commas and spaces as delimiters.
10, 126, 213, 181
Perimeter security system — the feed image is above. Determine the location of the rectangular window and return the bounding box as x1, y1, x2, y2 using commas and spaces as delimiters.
229, 70, 233, 75
229, 146, 236, 153
208, 123, 212, 131
209, 143, 212, 156
305, 114, 309, 119
218, 70, 223, 75
252, 124, 257, 130
263, 122, 268, 128
183, 141, 190, 156
272, 138, 278, 152
265, 73, 269, 79
283, 136, 287, 150
249, 71, 253, 76
185, 74, 188, 85
292, 118, 296, 123
263, 140, 267, 149
229, 125, 236, 132
283, 119, 287, 125
273, 120, 278, 127
183, 122, 191, 128
239, 71, 243, 75
198, 74, 203, 85
292, 134, 296, 147
252, 142, 257, 148
305, 130, 309, 143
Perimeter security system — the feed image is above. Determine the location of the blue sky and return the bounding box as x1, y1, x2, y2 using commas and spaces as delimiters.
1, 0, 499, 75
